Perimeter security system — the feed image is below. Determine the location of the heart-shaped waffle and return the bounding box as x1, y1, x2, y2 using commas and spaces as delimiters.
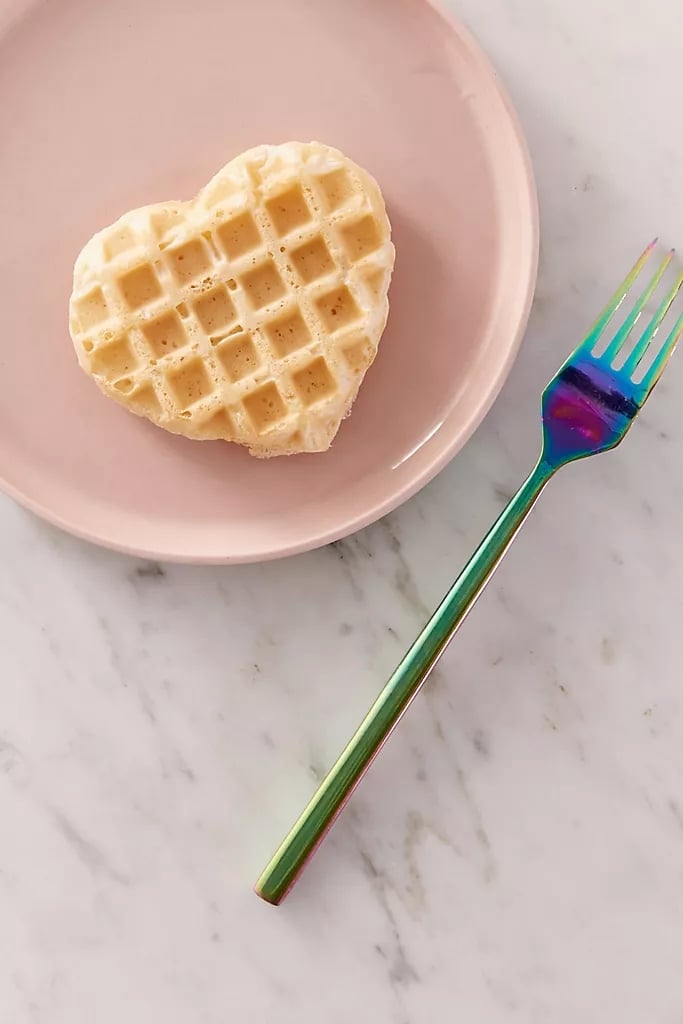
69, 142, 394, 457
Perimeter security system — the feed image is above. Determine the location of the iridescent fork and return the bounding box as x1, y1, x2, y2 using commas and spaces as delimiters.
256, 241, 683, 905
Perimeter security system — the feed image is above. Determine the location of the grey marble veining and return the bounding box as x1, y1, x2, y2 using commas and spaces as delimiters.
2, 0, 683, 1021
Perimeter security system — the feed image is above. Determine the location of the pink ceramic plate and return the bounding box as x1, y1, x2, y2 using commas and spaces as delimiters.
0, 0, 537, 563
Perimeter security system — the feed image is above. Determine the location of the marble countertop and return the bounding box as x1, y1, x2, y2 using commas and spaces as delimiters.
3, 0, 683, 1021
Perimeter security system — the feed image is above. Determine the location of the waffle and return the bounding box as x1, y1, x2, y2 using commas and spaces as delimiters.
69, 142, 394, 457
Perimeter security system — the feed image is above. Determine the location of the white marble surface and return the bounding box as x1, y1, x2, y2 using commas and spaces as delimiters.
3, 1, 683, 1021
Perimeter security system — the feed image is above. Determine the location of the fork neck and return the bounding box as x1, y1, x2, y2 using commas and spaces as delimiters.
422, 454, 556, 645
492, 456, 556, 545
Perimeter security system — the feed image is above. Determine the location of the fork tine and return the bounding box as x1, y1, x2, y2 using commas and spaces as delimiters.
639, 310, 683, 395
582, 238, 657, 349
623, 269, 683, 378
601, 250, 674, 363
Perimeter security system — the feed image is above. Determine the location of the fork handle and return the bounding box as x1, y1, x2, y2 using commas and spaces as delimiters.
255, 457, 556, 904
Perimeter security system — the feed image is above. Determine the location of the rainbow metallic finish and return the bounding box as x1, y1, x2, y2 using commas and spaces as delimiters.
542, 240, 682, 467
255, 241, 683, 906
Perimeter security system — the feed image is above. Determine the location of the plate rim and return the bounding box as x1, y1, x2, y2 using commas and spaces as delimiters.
0, 0, 538, 564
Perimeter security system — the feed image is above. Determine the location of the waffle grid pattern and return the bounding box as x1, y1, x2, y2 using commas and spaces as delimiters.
69, 143, 394, 455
